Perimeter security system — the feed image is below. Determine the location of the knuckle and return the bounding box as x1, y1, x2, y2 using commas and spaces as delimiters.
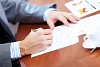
40, 36, 45, 41
36, 31, 42, 35
42, 42, 47, 46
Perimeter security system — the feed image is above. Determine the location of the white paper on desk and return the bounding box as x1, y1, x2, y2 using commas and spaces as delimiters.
78, 14, 100, 35
64, 0, 100, 17
31, 14, 100, 58
53, 14, 100, 50
31, 25, 80, 58
77, 14, 100, 48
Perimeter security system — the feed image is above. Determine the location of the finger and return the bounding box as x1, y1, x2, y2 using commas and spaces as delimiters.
47, 19, 56, 30
43, 40, 53, 46
43, 29, 52, 35
47, 40, 53, 46
36, 28, 52, 35
57, 14, 70, 27
35, 28, 45, 35
63, 13, 78, 24
36, 28, 44, 31
71, 14, 80, 21
45, 29, 52, 34
31, 28, 44, 34
44, 34, 53, 40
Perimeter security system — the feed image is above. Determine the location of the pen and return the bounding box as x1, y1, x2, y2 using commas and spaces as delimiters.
90, 44, 100, 54
84, 0, 96, 9
31, 28, 43, 32
31, 29, 37, 32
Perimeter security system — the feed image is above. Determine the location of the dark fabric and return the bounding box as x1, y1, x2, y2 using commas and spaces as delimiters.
0, 21, 15, 43
0, 1, 21, 66
12, 59, 21, 67
0, 43, 12, 67
0, 23, 21, 67
0, 0, 56, 67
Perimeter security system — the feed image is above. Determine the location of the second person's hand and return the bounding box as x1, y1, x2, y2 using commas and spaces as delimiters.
46, 11, 80, 29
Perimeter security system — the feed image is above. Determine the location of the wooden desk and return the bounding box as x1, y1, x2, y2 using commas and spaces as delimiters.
17, 0, 100, 67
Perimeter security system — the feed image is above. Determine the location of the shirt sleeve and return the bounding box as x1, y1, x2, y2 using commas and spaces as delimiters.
43, 8, 57, 21
10, 42, 21, 59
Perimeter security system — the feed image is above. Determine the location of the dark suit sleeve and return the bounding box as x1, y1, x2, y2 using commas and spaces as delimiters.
1, 0, 56, 24
0, 43, 21, 67
0, 43, 12, 67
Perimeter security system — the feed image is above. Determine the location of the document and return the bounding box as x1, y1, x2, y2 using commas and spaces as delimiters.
65, 0, 100, 17
31, 14, 100, 58
31, 25, 80, 57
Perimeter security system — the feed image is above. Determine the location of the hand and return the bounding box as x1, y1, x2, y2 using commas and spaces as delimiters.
19, 28, 53, 56
47, 11, 80, 29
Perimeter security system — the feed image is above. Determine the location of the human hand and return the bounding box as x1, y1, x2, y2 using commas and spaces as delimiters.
19, 28, 53, 56
47, 11, 80, 29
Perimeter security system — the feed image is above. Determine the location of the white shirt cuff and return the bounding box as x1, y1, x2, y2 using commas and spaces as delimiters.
43, 8, 57, 21
10, 42, 21, 59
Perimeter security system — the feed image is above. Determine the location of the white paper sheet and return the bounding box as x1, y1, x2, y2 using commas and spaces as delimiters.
65, 0, 100, 17
31, 14, 100, 57
31, 25, 80, 57
78, 14, 100, 35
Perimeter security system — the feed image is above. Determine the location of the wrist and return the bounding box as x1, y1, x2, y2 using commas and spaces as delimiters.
19, 41, 30, 57
44, 8, 57, 21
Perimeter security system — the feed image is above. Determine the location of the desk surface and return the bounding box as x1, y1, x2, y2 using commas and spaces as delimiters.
17, 0, 100, 67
